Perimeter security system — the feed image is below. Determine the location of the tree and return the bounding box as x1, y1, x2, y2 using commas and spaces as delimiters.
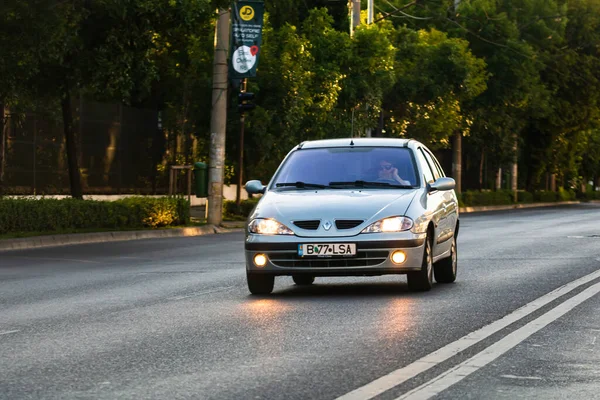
243, 8, 396, 181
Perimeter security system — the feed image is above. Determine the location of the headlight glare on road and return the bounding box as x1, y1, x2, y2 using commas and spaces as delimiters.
248, 218, 294, 235
361, 216, 413, 233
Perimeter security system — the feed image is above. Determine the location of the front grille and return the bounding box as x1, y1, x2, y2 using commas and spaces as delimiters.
335, 220, 364, 230
268, 250, 389, 268
293, 220, 320, 230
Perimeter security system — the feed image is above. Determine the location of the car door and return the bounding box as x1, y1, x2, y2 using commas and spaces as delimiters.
416, 148, 446, 258
422, 148, 456, 257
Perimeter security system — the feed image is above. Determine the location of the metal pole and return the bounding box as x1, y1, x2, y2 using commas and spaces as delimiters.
0, 105, 6, 196
365, 0, 373, 137
351, 108, 355, 138
236, 78, 247, 210
33, 116, 37, 195
187, 167, 192, 216
511, 133, 518, 202
208, 8, 230, 226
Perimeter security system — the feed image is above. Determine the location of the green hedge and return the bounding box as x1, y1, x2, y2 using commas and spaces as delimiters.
223, 198, 260, 219
517, 191, 534, 203
460, 190, 513, 206
0, 196, 190, 235
577, 190, 600, 201
459, 188, 584, 208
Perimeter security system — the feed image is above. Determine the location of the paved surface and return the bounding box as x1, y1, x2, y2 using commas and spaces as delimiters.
1, 204, 599, 399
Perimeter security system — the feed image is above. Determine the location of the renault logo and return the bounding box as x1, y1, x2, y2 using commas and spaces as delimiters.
323, 220, 332, 231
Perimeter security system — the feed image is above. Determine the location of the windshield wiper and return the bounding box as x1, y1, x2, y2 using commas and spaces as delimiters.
275, 181, 328, 189
329, 180, 413, 189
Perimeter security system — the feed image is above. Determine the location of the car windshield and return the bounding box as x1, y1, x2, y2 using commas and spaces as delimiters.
271, 147, 419, 189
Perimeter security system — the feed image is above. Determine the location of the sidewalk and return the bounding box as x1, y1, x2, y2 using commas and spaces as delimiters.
0, 201, 593, 252
0, 222, 245, 252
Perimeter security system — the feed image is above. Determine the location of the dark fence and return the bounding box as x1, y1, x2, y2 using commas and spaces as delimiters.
1, 100, 178, 195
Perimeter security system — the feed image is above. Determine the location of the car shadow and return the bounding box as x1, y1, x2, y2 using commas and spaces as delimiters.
260, 280, 457, 299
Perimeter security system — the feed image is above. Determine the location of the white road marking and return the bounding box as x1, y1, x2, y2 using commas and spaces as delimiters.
0, 330, 20, 336
500, 375, 543, 381
335, 268, 600, 400
397, 282, 600, 400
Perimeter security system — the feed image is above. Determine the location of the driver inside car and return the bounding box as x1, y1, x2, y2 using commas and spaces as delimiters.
378, 160, 411, 186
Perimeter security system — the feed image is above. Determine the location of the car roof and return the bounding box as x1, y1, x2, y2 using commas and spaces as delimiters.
298, 138, 416, 149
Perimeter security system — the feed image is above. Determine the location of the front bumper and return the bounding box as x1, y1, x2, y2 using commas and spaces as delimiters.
245, 232, 427, 276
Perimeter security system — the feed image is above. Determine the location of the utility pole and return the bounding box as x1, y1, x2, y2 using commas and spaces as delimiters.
350, 0, 361, 35
452, 132, 462, 193
365, 0, 374, 138
236, 78, 247, 210
208, 8, 230, 226
451, 0, 462, 193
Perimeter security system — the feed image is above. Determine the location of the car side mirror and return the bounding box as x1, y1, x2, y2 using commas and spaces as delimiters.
245, 180, 266, 195
428, 177, 456, 192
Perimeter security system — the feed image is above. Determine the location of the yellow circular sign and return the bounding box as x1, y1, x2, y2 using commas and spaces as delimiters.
240, 5, 254, 21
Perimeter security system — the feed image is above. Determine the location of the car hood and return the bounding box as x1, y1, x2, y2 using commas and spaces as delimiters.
250, 189, 418, 238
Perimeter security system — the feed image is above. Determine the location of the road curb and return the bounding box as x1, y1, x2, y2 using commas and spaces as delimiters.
0, 225, 244, 252
459, 201, 581, 213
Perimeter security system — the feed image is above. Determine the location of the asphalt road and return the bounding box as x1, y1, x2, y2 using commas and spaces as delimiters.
1, 204, 600, 400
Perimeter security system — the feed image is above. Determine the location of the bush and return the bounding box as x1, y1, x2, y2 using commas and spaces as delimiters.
557, 187, 576, 202
578, 190, 600, 201
460, 190, 513, 206
534, 190, 558, 202
223, 198, 260, 219
0, 196, 190, 235
517, 191, 534, 203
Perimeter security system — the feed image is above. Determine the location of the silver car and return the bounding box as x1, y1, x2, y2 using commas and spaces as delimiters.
244, 138, 459, 295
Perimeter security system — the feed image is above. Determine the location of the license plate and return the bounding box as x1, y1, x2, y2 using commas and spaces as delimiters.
298, 243, 356, 257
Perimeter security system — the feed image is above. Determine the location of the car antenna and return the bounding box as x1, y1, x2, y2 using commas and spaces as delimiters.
350, 139, 354, 146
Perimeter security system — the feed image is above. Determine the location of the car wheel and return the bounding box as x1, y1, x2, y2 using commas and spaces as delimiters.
247, 272, 275, 295
407, 235, 433, 292
292, 275, 315, 285
434, 236, 457, 284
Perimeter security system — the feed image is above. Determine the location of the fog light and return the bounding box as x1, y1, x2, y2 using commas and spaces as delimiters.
391, 250, 406, 265
254, 253, 267, 267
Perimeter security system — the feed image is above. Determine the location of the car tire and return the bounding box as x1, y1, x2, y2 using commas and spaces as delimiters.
434, 236, 457, 284
292, 275, 315, 285
407, 235, 433, 292
247, 272, 275, 295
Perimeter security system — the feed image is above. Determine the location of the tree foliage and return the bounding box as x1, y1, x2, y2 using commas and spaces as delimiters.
1, 0, 600, 194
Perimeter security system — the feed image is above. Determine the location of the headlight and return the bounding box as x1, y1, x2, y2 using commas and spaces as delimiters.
361, 216, 414, 233
248, 219, 294, 235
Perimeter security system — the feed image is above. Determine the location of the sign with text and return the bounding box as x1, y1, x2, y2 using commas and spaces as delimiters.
230, 1, 264, 79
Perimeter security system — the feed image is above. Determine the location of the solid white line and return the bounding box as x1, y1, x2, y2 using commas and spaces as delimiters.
397, 281, 600, 400
499, 374, 543, 381
335, 268, 600, 400
0, 330, 20, 336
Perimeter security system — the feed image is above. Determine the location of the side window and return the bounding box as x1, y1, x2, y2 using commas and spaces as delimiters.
421, 149, 440, 181
417, 148, 435, 184
425, 150, 445, 178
